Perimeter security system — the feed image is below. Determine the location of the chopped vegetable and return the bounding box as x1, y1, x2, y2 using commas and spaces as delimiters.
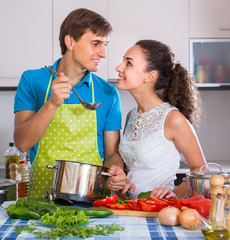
93, 195, 118, 207
177, 195, 211, 219
41, 208, 89, 228
138, 191, 152, 199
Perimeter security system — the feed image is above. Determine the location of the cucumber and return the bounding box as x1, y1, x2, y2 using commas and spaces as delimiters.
84, 209, 113, 218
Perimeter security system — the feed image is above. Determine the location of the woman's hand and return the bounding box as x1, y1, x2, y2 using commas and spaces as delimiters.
150, 187, 178, 199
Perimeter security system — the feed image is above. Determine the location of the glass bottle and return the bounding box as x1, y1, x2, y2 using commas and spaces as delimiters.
4, 142, 20, 179
202, 193, 230, 240
17, 159, 29, 198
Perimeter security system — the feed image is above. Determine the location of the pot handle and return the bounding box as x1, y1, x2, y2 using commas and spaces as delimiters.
46, 164, 57, 170
198, 162, 224, 173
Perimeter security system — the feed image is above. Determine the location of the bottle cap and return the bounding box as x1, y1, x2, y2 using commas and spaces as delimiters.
19, 160, 26, 165
9, 142, 15, 147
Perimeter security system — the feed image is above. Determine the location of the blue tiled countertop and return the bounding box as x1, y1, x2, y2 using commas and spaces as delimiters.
0, 201, 206, 240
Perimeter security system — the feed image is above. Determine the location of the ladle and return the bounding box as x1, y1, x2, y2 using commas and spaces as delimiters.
45, 66, 102, 110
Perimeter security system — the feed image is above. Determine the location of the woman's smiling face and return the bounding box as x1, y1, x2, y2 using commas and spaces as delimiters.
116, 45, 148, 91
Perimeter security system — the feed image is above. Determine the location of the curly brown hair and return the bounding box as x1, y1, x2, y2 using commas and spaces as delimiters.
135, 40, 202, 125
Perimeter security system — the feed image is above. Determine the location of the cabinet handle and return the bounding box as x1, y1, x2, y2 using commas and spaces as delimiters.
219, 26, 230, 30
0, 76, 19, 79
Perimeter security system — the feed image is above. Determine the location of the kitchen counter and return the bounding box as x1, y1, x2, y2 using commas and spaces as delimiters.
0, 201, 206, 240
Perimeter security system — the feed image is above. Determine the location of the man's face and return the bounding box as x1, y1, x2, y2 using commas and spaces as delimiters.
72, 30, 110, 72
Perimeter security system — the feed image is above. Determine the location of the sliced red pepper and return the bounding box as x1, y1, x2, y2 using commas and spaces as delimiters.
161, 199, 179, 207
140, 201, 166, 212
93, 195, 118, 207
105, 203, 119, 209
116, 203, 127, 210
149, 197, 169, 205
127, 202, 142, 211
105, 203, 127, 210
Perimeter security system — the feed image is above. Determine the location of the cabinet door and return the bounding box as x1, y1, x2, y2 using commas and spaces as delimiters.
190, 0, 230, 38
53, 0, 108, 80
107, 0, 189, 79
0, 0, 52, 87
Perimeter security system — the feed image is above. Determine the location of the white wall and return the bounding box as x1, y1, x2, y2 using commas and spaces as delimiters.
0, 91, 16, 168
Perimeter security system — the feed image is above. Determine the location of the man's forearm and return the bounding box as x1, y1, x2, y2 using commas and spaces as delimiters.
14, 99, 58, 152
104, 152, 124, 170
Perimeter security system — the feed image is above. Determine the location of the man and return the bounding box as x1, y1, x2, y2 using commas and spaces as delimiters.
14, 8, 128, 199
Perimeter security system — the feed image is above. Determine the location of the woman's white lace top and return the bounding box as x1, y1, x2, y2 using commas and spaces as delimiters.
119, 102, 181, 199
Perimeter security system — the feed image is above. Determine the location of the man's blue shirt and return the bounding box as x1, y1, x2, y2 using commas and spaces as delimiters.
14, 58, 122, 163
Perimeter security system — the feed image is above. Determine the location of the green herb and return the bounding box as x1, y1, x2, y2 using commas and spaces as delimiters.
16, 223, 124, 239
41, 208, 89, 228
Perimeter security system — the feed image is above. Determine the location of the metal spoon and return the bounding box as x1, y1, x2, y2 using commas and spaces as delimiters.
45, 66, 102, 110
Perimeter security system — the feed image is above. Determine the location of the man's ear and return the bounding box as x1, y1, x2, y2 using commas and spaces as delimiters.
145, 71, 158, 83
64, 35, 74, 50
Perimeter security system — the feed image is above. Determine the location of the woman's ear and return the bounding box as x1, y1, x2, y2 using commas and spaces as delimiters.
145, 71, 158, 83
64, 35, 74, 51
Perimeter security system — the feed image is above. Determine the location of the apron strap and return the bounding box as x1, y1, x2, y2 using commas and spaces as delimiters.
44, 74, 53, 104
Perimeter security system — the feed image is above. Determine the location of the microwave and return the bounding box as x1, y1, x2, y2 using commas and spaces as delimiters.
189, 39, 230, 89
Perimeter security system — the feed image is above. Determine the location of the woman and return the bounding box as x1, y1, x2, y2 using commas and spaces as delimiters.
116, 40, 207, 199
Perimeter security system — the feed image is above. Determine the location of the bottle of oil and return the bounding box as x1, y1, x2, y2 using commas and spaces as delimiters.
17, 159, 29, 198
4, 142, 20, 179
202, 193, 230, 240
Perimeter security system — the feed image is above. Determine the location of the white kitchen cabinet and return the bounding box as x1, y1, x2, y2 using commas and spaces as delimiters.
107, 0, 189, 79
189, 0, 230, 38
53, 0, 108, 80
0, 0, 52, 87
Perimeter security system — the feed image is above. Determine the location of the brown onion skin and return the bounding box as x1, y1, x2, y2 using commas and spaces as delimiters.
158, 206, 181, 226
179, 208, 200, 230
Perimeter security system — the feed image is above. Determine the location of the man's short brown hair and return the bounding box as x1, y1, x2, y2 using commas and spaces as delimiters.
59, 8, 112, 55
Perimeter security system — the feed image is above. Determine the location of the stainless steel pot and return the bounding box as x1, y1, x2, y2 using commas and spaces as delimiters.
46, 160, 110, 203
186, 163, 230, 199
0, 179, 17, 204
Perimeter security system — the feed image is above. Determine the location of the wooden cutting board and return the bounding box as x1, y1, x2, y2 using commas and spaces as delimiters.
92, 206, 159, 218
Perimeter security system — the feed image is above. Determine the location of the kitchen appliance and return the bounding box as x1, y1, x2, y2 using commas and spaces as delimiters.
46, 160, 110, 203
186, 163, 230, 199
190, 38, 230, 89
0, 179, 17, 204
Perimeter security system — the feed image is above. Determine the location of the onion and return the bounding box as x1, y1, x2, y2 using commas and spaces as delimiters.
158, 206, 181, 226
179, 208, 200, 230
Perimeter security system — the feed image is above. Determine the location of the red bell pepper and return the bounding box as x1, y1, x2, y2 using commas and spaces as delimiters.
105, 203, 127, 210
161, 199, 179, 207
93, 195, 118, 207
177, 195, 211, 219
140, 201, 166, 212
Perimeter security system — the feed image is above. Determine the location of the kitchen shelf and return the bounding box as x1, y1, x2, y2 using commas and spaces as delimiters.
196, 83, 230, 90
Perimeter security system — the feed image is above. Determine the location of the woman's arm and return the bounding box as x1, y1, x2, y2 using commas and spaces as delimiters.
151, 110, 207, 199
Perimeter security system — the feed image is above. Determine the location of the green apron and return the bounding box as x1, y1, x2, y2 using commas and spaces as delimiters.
27, 74, 102, 199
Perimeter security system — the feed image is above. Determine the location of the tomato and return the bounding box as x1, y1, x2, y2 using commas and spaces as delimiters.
93, 195, 118, 207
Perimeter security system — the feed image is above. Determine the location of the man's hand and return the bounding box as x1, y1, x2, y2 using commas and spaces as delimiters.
49, 72, 71, 108
107, 165, 127, 191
